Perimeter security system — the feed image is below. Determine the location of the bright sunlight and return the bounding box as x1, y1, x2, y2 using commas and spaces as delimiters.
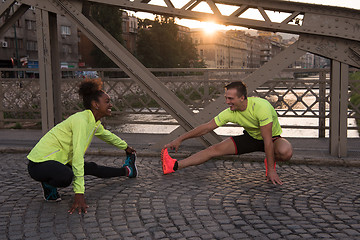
178, 19, 230, 33
201, 21, 225, 34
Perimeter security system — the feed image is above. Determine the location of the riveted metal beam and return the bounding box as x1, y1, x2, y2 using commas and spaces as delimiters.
0, 4, 29, 37
217, 0, 360, 20
330, 61, 348, 157
36, 8, 55, 133
302, 13, 360, 44
48, 12, 62, 125
86, 0, 360, 42
298, 35, 360, 69
0, 0, 16, 17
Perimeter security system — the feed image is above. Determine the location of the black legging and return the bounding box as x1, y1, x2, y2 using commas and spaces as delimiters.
28, 160, 127, 188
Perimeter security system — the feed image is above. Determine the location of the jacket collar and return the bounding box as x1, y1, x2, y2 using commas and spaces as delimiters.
84, 109, 101, 125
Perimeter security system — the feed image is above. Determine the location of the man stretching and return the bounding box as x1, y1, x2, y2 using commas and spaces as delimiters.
161, 81, 293, 185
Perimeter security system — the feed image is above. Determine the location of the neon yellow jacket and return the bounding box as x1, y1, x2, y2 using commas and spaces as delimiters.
27, 110, 128, 194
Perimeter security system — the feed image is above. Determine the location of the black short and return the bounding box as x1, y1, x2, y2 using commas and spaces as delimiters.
231, 131, 281, 155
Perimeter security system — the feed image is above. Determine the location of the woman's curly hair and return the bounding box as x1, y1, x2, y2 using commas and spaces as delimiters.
78, 78, 104, 109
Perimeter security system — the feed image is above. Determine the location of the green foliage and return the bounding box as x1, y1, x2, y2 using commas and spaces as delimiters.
350, 72, 360, 106
90, 4, 124, 68
349, 71, 360, 133
12, 122, 22, 129
136, 16, 205, 68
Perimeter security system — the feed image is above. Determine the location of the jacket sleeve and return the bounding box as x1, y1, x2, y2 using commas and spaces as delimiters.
95, 124, 128, 150
71, 118, 88, 194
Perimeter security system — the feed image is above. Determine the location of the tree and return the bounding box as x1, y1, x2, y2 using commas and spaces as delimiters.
136, 16, 205, 68
90, 4, 123, 68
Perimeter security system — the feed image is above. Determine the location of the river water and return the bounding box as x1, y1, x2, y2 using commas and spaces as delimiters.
114, 114, 359, 138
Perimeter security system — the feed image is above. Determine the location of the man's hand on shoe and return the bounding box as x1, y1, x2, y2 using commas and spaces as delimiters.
164, 139, 182, 152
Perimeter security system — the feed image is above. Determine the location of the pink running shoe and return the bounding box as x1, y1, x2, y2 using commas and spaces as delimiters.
161, 148, 177, 174
264, 158, 276, 176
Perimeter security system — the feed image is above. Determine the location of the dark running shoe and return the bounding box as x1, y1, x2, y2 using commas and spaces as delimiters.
123, 152, 138, 178
41, 182, 61, 202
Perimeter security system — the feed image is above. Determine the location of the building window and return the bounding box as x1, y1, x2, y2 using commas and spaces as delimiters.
5, 38, 23, 49
14, 19, 21, 28
26, 41, 37, 51
25, 20, 36, 30
61, 25, 71, 36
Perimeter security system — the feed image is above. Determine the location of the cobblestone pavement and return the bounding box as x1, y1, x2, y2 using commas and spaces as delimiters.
1, 153, 360, 240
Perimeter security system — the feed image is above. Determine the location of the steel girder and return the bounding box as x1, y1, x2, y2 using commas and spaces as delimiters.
87, 0, 360, 42
0, 0, 16, 17
298, 35, 360, 69
35, 8, 53, 131
0, 3, 29, 38
31, 2, 67, 128
330, 61, 349, 157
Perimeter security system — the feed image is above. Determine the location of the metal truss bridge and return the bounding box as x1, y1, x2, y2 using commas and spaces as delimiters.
1, 0, 360, 157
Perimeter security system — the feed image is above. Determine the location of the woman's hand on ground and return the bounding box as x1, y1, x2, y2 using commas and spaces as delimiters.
68, 193, 89, 214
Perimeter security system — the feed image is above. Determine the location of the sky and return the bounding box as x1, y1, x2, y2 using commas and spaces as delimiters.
131, 0, 360, 32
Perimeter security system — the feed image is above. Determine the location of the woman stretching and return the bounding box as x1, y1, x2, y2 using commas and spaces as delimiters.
27, 78, 137, 214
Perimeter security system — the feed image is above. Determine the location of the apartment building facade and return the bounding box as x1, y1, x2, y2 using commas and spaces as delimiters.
0, 5, 79, 72
190, 30, 248, 69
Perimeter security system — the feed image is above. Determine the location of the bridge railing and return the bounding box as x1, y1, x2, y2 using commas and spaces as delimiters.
1, 67, 359, 138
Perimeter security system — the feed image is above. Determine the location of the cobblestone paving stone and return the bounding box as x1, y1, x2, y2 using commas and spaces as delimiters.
1, 153, 360, 239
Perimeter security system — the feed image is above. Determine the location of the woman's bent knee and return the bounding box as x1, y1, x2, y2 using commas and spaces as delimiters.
28, 160, 73, 187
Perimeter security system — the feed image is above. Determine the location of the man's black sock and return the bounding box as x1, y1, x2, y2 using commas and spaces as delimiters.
173, 161, 178, 171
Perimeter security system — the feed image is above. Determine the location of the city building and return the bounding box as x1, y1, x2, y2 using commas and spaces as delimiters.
0, 5, 79, 73
190, 29, 247, 68
259, 39, 283, 66
245, 35, 262, 68
294, 52, 330, 69
190, 29, 288, 69
121, 11, 138, 54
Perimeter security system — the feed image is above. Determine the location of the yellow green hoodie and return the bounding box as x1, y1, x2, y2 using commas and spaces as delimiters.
27, 110, 128, 194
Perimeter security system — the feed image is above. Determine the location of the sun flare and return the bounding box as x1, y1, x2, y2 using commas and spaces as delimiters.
200, 21, 225, 34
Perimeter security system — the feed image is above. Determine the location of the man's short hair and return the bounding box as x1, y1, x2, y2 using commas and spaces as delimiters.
225, 81, 247, 99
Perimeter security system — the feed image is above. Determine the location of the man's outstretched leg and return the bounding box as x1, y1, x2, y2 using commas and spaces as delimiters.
161, 138, 236, 174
